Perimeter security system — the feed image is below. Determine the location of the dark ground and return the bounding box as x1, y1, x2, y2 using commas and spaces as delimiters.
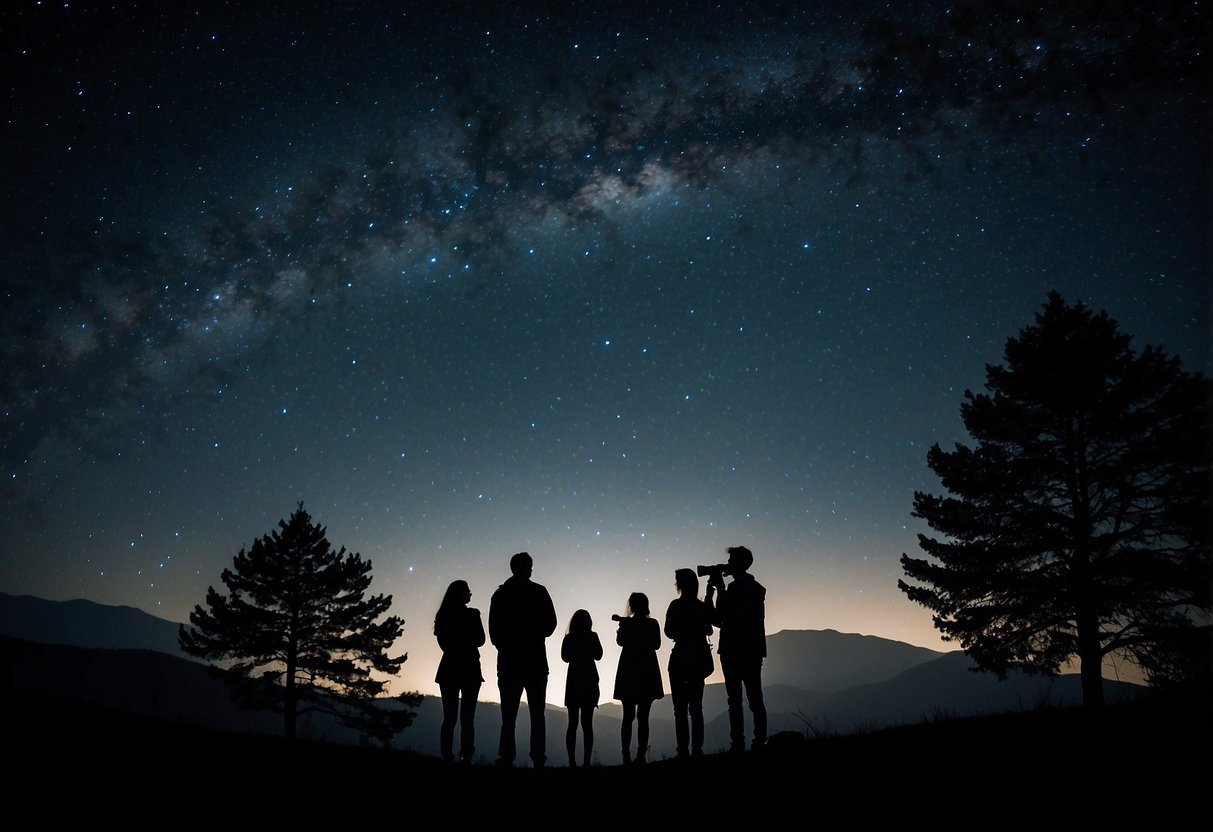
4, 682, 1208, 828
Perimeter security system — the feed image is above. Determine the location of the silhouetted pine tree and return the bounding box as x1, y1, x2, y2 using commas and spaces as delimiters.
900, 292, 1212, 709
180, 503, 419, 742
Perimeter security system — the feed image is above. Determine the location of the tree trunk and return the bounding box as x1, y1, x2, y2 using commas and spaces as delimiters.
1070, 428, 1104, 711
1079, 654, 1104, 710
285, 694, 296, 739
1076, 610, 1105, 710
285, 651, 297, 740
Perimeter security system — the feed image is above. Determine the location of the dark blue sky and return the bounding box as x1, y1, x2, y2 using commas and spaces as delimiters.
2, 0, 1207, 701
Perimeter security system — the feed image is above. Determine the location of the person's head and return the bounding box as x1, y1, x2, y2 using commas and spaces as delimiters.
435, 579, 471, 631
509, 551, 533, 578
568, 608, 592, 635
441, 579, 471, 608
726, 545, 753, 574
674, 567, 699, 598
626, 592, 650, 618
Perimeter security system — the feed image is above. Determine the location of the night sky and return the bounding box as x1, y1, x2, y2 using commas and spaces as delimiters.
3, 1, 1208, 703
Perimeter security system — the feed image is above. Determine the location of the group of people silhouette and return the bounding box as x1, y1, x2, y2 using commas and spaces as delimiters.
432, 546, 768, 768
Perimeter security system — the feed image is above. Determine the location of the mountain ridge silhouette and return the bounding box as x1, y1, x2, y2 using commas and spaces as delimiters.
0, 591, 191, 658
0, 590, 1148, 765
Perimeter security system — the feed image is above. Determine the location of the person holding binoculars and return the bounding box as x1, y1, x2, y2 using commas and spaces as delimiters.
704, 545, 767, 753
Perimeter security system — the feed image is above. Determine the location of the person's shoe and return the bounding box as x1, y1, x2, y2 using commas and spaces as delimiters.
621, 747, 632, 765
494, 757, 513, 768
751, 737, 766, 752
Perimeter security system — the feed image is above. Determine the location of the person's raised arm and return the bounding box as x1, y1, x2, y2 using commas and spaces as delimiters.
704, 580, 723, 628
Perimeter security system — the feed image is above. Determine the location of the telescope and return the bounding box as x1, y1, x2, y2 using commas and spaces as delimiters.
697, 563, 730, 583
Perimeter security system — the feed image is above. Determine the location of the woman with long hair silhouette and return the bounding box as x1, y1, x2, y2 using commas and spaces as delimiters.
561, 608, 603, 767
434, 579, 485, 763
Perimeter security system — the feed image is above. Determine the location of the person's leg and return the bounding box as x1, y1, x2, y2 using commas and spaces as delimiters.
744, 658, 767, 748
524, 675, 548, 767
721, 655, 745, 751
566, 705, 580, 766
439, 683, 458, 761
636, 698, 653, 762
459, 681, 480, 762
497, 677, 522, 765
620, 701, 635, 763
671, 676, 689, 757
689, 677, 705, 755
581, 706, 594, 766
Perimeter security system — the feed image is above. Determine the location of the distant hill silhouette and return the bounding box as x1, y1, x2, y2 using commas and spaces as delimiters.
0, 592, 1151, 765
1, 635, 278, 736
0, 592, 191, 658
762, 628, 945, 691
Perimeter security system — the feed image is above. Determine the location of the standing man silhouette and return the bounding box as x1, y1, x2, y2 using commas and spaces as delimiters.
489, 551, 557, 768
705, 545, 767, 752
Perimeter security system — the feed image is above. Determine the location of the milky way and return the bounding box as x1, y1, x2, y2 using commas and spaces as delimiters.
2, 1, 1208, 701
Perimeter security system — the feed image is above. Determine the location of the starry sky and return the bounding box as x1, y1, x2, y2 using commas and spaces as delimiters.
2, 0, 1209, 704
